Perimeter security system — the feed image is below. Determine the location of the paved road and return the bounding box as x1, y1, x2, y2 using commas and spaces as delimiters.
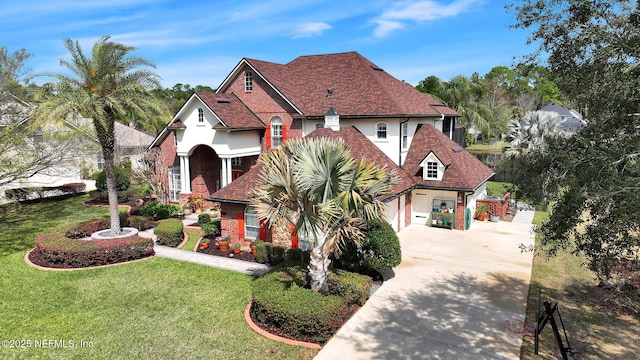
315, 220, 535, 360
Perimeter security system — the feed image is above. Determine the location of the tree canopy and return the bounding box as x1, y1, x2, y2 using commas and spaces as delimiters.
509, 0, 640, 281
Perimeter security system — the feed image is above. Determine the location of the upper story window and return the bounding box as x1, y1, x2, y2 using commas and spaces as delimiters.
401, 122, 408, 149
425, 162, 438, 179
420, 152, 445, 181
271, 117, 283, 148
198, 108, 204, 122
244, 71, 253, 92
376, 122, 388, 140
231, 157, 242, 167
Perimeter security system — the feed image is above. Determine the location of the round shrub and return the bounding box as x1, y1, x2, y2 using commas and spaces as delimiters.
335, 219, 401, 272
139, 202, 181, 220
128, 215, 157, 231
154, 218, 184, 247
94, 166, 131, 192
197, 213, 211, 226
200, 220, 220, 239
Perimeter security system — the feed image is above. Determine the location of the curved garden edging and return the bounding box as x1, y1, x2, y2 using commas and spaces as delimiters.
244, 301, 322, 350
24, 248, 153, 271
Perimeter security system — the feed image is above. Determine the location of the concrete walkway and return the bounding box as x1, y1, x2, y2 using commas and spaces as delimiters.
137, 215, 271, 276
315, 219, 536, 360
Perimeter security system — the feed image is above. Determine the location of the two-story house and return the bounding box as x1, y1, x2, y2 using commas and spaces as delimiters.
150, 52, 493, 247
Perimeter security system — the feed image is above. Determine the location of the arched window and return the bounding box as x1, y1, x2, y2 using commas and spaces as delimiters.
244, 71, 253, 92
244, 207, 259, 239
271, 117, 283, 148
315, 123, 324, 129
198, 108, 204, 122
376, 122, 388, 140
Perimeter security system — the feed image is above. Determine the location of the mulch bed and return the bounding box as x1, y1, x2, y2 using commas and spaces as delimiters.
196, 242, 257, 263
27, 249, 152, 269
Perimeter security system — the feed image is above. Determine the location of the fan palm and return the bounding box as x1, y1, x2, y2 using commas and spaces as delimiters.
33, 36, 167, 235
505, 110, 563, 158
250, 137, 398, 293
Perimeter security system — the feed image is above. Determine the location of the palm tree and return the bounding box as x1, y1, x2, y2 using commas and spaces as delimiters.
505, 110, 563, 158
33, 36, 167, 235
250, 137, 398, 294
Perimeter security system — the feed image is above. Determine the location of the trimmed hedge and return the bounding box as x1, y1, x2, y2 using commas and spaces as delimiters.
94, 166, 131, 192
139, 201, 182, 220
197, 213, 211, 226
154, 218, 184, 247
251, 261, 372, 343
200, 219, 220, 239
32, 222, 154, 268
128, 215, 157, 231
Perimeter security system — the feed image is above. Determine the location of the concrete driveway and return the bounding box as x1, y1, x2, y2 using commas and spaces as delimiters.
315, 220, 536, 359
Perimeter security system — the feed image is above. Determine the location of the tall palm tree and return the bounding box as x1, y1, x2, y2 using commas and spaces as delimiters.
250, 137, 398, 294
33, 36, 167, 235
505, 110, 563, 158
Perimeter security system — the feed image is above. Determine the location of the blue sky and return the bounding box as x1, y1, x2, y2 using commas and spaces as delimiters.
1, 0, 534, 89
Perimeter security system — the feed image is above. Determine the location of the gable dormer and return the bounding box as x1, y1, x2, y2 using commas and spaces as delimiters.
419, 151, 446, 181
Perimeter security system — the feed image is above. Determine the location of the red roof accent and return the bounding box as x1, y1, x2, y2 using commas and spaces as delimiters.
167, 119, 186, 129
403, 124, 494, 191
196, 92, 265, 130
243, 52, 458, 118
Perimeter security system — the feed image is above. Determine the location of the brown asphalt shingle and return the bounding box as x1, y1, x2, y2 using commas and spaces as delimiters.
196, 92, 265, 130
403, 124, 494, 191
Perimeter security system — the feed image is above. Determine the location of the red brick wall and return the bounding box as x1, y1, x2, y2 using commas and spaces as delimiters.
455, 191, 465, 230
404, 193, 412, 228
190, 145, 221, 200
223, 64, 302, 150
157, 132, 179, 203
476, 192, 511, 220
219, 202, 273, 246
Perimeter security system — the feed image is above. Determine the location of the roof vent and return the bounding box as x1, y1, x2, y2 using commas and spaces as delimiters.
452, 145, 463, 153
370, 65, 384, 71
215, 97, 230, 103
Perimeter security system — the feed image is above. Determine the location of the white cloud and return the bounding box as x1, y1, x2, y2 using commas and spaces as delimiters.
292, 22, 333, 38
371, 0, 481, 38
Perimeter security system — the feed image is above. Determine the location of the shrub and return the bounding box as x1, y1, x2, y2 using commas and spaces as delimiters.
200, 220, 220, 239
255, 242, 272, 264
198, 213, 211, 226
328, 269, 373, 306
94, 166, 131, 192
255, 242, 288, 265
33, 225, 154, 268
64, 220, 111, 239
286, 248, 310, 263
251, 262, 369, 343
128, 215, 157, 231
139, 202, 182, 219
154, 218, 184, 247
334, 219, 401, 272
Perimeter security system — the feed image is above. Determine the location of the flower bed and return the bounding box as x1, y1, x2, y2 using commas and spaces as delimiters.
29, 222, 155, 269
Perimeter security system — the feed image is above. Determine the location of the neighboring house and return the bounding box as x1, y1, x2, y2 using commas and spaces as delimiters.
150, 51, 493, 247
540, 102, 587, 136
0, 93, 154, 203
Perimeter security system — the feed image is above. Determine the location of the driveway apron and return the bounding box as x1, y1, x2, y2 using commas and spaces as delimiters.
315, 220, 535, 359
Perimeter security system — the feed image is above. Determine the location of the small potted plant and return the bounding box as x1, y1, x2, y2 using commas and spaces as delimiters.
200, 238, 210, 249
216, 236, 230, 252
476, 204, 489, 221
231, 244, 241, 254
187, 194, 205, 214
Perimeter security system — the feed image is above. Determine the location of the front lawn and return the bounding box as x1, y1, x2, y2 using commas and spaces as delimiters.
0, 195, 316, 360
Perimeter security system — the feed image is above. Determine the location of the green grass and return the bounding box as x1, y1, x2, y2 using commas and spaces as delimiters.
0, 195, 316, 360
181, 227, 203, 252
466, 140, 509, 153
521, 211, 640, 359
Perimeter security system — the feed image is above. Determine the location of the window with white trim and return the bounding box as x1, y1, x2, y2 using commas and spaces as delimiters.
168, 166, 181, 201
244, 208, 260, 239
401, 122, 408, 149
231, 157, 242, 167
198, 108, 204, 122
271, 117, 283, 148
376, 122, 388, 140
97, 155, 105, 171
425, 161, 438, 179
315, 123, 324, 129
244, 71, 253, 92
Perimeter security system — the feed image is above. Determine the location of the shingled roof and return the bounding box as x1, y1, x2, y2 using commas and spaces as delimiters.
403, 124, 494, 191
230, 52, 458, 118
209, 164, 263, 204
196, 92, 265, 130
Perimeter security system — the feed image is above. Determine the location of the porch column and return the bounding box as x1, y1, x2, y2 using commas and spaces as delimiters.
180, 155, 191, 194
226, 158, 233, 185
221, 157, 228, 188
